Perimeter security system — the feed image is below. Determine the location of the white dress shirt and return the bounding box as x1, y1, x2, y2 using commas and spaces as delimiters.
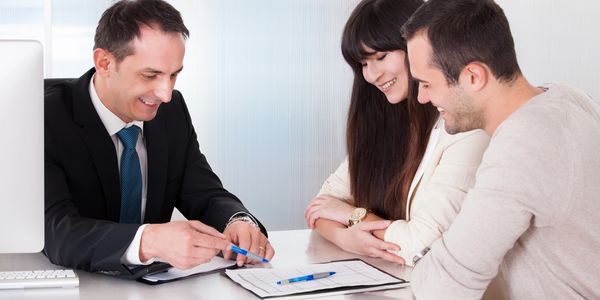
88, 74, 152, 265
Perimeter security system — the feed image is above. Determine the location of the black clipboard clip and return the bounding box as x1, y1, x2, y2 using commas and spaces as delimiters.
121, 261, 173, 280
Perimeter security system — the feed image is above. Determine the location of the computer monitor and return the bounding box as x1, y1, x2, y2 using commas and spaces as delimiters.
0, 40, 44, 254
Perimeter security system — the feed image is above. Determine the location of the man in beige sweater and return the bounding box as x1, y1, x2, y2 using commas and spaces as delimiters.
402, 0, 600, 299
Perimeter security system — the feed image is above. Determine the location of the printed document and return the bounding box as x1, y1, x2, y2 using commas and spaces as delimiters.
225, 259, 408, 298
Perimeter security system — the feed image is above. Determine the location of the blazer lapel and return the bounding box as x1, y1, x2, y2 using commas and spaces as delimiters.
72, 69, 121, 221
406, 118, 443, 218
143, 116, 168, 222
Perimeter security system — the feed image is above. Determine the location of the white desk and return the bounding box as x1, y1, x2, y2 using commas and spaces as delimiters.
0, 230, 414, 300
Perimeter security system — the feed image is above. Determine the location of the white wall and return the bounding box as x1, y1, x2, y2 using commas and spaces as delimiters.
162, 0, 600, 229
496, 0, 600, 101
171, 0, 359, 230
0, 0, 360, 230
1, 0, 598, 230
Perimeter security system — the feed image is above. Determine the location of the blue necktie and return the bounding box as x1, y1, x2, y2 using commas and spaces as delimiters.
117, 126, 142, 224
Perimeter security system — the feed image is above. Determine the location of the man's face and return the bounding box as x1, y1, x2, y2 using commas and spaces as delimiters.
407, 32, 484, 134
102, 25, 185, 123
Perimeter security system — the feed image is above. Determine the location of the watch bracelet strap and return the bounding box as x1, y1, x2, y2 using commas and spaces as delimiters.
225, 212, 259, 228
412, 246, 431, 266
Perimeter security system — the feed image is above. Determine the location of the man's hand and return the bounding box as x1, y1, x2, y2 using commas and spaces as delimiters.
305, 195, 355, 228
332, 220, 405, 264
222, 221, 275, 266
139, 220, 230, 269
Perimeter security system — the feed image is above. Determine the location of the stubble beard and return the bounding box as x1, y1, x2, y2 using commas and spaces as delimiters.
444, 89, 485, 134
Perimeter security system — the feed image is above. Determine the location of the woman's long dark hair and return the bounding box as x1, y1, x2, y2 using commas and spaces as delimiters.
342, 0, 438, 220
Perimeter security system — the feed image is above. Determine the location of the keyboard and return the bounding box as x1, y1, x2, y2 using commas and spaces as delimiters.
0, 269, 79, 289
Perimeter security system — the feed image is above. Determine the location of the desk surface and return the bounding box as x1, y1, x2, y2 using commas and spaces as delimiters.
0, 230, 413, 300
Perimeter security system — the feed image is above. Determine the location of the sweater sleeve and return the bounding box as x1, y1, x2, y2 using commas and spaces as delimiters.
384, 129, 489, 264
410, 110, 571, 299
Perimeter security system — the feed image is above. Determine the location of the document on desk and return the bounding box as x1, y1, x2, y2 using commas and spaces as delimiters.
225, 259, 408, 299
141, 256, 235, 284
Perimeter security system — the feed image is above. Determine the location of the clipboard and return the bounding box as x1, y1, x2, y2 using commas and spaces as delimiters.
136, 256, 236, 285
225, 259, 409, 299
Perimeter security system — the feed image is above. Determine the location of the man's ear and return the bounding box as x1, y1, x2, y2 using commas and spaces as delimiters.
459, 62, 489, 92
93, 48, 114, 77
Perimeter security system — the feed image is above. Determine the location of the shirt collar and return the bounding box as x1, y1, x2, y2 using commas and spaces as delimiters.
89, 73, 144, 136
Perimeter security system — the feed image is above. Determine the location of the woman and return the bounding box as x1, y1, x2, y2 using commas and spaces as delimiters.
304, 0, 489, 265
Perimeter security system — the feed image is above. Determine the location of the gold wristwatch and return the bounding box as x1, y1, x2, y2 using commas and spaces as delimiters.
348, 207, 368, 227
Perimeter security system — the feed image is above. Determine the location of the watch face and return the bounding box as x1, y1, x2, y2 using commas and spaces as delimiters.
350, 208, 367, 221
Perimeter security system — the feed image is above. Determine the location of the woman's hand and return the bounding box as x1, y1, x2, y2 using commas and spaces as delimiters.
332, 220, 405, 264
305, 195, 356, 228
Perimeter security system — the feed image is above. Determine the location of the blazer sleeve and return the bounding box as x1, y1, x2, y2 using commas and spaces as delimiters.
384, 129, 489, 265
169, 91, 267, 235
315, 157, 354, 203
44, 123, 140, 276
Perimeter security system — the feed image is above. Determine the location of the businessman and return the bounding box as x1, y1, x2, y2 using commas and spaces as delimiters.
402, 0, 600, 298
44, 0, 274, 277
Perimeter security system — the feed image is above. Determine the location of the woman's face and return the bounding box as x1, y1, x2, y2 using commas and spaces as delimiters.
360, 46, 409, 104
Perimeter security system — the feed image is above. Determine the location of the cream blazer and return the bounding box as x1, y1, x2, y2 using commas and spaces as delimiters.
317, 118, 489, 265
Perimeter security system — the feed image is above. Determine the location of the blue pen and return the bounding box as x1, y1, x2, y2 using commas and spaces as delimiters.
230, 244, 269, 263
276, 271, 336, 285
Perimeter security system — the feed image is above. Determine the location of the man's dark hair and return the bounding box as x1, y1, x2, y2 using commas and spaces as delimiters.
402, 0, 520, 85
94, 0, 189, 62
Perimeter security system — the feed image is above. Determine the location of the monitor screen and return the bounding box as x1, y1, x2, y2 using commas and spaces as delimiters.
0, 40, 44, 253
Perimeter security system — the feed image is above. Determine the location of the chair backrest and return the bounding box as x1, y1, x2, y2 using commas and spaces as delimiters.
44, 78, 74, 90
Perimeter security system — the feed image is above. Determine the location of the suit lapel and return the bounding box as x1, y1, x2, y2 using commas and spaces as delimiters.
143, 116, 168, 222
72, 69, 121, 221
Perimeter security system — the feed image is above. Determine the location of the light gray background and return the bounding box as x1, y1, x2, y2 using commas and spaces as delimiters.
1, 0, 598, 230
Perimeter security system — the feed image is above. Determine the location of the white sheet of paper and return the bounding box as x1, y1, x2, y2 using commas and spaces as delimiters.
225, 260, 408, 298
143, 256, 236, 282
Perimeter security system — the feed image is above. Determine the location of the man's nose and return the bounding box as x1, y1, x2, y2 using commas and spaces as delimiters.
417, 85, 430, 104
154, 77, 173, 103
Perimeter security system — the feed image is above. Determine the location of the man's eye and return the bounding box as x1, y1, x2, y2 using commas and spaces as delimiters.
143, 74, 156, 79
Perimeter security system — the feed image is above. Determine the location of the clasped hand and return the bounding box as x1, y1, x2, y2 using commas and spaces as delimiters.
139, 220, 274, 269
305, 195, 404, 264
332, 220, 405, 264
304, 195, 356, 228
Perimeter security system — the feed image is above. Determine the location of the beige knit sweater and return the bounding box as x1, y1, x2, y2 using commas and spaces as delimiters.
411, 83, 600, 299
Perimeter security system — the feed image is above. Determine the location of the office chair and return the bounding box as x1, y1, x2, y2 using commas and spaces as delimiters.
44, 78, 74, 90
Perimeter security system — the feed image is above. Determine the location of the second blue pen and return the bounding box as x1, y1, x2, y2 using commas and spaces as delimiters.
276, 271, 336, 285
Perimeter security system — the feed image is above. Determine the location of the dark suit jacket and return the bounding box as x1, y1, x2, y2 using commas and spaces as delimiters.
44, 68, 265, 276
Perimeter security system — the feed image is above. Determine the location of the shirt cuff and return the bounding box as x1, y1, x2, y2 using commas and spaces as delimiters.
120, 224, 156, 266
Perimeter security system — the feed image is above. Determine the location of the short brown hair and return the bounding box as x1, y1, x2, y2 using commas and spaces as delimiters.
402, 0, 520, 85
94, 0, 189, 62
